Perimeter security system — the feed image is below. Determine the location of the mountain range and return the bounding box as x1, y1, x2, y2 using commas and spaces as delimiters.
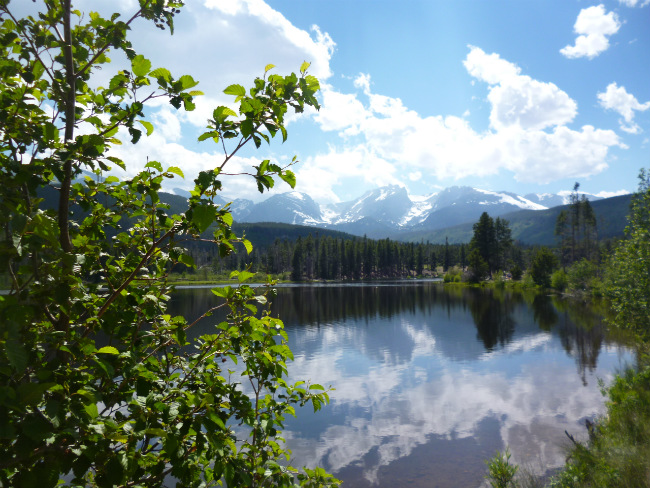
173, 185, 615, 240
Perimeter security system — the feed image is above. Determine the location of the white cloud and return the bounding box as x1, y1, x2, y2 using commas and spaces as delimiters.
618, 0, 650, 6
560, 5, 621, 59
295, 146, 401, 203
464, 46, 577, 130
151, 107, 183, 142
310, 48, 622, 187
598, 83, 650, 134
313, 84, 370, 133
463, 46, 521, 85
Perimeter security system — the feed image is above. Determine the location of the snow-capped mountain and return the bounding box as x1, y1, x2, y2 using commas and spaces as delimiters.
524, 191, 604, 208
234, 191, 323, 225
223, 185, 611, 238
322, 185, 418, 226
413, 187, 547, 232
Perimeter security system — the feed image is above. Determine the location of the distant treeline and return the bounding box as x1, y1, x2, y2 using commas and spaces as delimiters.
182, 232, 528, 281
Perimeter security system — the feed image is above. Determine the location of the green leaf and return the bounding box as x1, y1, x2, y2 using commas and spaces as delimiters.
178, 253, 195, 267
42, 122, 59, 142
223, 84, 246, 97
150, 67, 172, 83
84, 402, 98, 419
97, 346, 119, 355
128, 127, 142, 144
279, 169, 296, 189
198, 131, 218, 142
212, 287, 232, 299
32, 59, 45, 80
17, 383, 56, 404
131, 54, 151, 77
6, 340, 28, 372
237, 270, 255, 283
30, 213, 59, 245
300, 61, 311, 74
167, 166, 184, 178
145, 160, 163, 172
138, 120, 154, 136
213, 106, 238, 121
106, 156, 126, 170
243, 239, 253, 254
192, 205, 216, 233
221, 212, 233, 227
241, 119, 253, 138
179, 74, 199, 90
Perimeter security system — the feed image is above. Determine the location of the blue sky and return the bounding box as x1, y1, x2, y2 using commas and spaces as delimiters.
15, 0, 650, 203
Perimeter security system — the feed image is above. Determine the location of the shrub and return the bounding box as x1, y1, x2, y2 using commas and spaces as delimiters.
530, 247, 558, 288
510, 264, 523, 281
567, 258, 599, 292
485, 448, 519, 488
551, 269, 568, 291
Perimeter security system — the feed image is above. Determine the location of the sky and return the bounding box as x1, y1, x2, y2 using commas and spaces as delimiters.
13, 0, 650, 203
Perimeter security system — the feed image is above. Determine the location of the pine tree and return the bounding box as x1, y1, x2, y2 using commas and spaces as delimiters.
470, 212, 496, 277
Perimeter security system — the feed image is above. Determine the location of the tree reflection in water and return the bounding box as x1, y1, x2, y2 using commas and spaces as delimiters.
168, 283, 633, 488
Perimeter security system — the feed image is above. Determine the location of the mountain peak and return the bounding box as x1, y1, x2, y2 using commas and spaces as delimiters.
227, 185, 613, 239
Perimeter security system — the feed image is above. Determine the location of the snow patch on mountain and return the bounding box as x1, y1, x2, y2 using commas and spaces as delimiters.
474, 189, 547, 210
287, 191, 306, 201
400, 201, 433, 226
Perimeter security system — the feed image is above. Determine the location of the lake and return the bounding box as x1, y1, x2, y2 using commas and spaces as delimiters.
169, 281, 633, 487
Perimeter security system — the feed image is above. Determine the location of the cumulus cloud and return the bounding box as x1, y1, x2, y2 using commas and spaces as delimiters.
310, 47, 622, 188
560, 5, 621, 59
295, 147, 401, 203
598, 82, 650, 134
313, 84, 370, 134
464, 46, 577, 130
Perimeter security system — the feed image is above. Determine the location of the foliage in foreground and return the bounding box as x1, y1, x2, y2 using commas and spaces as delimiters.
0, 1, 337, 487
605, 169, 650, 334
550, 170, 650, 486
549, 360, 650, 488
485, 448, 519, 488
503, 170, 650, 487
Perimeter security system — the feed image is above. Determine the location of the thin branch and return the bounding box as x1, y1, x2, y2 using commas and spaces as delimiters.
97, 227, 177, 319
183, 302, 228, 331
58, 0, 75, 255
76, 7, 144, 78
0, 6, 55, 82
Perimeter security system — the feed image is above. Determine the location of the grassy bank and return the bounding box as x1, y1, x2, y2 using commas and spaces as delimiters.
549, 347, 650, 487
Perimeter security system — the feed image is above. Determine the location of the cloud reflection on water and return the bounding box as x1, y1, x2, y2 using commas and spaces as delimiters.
169, 284, 632, 487
275, 287, 631, 487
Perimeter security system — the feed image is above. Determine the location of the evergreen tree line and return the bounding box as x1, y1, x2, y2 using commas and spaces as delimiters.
178, 184, 610, 285
186, 234, 477, 280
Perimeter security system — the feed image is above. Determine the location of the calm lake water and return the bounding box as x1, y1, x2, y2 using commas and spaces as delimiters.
169, 282, 633, 488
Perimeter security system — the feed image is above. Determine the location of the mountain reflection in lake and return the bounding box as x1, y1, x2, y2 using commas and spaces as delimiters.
169, 282, 632, 488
